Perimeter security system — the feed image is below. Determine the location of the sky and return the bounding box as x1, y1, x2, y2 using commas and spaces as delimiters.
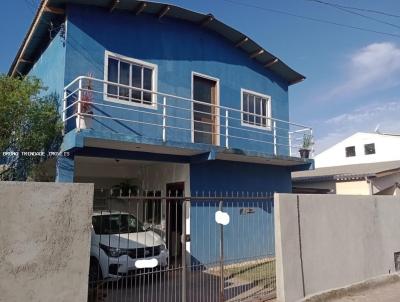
1, 0, 400, 153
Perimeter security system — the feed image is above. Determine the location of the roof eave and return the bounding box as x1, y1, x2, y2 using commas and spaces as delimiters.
9, 0, 305, 84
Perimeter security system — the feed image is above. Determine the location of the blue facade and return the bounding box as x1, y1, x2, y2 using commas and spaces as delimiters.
19, 3, 312, 266
62, 4, 290, 155
28, 30, 66, 110
189, 161, 290, 264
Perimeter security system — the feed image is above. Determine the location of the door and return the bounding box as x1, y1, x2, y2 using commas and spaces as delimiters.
192, 74, 219, 145
166, 182, 184, 266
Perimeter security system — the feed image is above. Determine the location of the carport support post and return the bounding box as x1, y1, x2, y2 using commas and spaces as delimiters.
219, 200, 225, 302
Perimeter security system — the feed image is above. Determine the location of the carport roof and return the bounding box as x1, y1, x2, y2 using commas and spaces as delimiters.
292, 160, 400, 182
9, 0, 305, 85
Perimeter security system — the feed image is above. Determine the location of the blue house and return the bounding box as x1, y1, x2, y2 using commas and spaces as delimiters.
10, 0, 312, 268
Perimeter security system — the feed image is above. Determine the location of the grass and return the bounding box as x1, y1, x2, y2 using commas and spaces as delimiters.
224, 258, 276, 288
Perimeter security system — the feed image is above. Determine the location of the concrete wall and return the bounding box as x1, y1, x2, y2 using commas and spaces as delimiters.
0, 182, 94, 302
275, 193, 400, 302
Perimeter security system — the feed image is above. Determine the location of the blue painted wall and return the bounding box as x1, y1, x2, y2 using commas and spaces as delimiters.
189, 160, 291, 265
64, 4, 290, 155
28, 30, 66, 108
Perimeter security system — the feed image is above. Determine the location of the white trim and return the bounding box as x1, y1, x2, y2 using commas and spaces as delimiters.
240, 88, 272, 131
191, 71, 221, 146
103, 50, 158, 110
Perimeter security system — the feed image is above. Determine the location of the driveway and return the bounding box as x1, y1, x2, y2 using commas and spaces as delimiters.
90, 269, 276, 302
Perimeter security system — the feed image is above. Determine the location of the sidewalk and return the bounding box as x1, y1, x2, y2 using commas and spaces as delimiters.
330, 280, 400, 302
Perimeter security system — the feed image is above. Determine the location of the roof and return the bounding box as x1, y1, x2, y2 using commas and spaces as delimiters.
374, 183, 400, 196
9, 0, 305, 85
292, 160, 400, 182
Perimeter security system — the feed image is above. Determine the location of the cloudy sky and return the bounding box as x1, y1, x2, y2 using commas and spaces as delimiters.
1, 0, 400, 153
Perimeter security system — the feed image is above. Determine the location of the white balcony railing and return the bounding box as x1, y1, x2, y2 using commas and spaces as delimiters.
62, 76, 313, 158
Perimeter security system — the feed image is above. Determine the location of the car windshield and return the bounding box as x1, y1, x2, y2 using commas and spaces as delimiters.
92, 214, 146, 235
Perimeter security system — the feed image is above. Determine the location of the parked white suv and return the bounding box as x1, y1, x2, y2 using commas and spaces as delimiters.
89, 211, 169, 281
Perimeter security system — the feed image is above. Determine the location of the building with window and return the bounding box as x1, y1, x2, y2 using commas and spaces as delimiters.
9, 0, 312, 265
315, 132, 400, 168
292, 132, 400, 195
292, 160, 400, 196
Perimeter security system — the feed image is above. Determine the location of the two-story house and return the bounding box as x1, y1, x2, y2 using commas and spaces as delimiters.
9, 0, 312, 275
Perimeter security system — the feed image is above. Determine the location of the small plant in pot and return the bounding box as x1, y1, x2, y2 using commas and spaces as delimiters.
75, 73, 94, 129
299, 134, 313, 159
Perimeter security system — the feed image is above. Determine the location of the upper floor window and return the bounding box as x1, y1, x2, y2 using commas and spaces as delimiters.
364, 143, 375, 155
345, 146, 356, 157
105, 51, 157, 108
241, 89, 271, 130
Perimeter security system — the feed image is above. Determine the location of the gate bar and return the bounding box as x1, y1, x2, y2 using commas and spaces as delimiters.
182, 198, 187, 302
219, 200, 225, 302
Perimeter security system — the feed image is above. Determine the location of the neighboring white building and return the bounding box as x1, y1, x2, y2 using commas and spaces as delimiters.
292, 160, 400, 196
315, 132, 400, 168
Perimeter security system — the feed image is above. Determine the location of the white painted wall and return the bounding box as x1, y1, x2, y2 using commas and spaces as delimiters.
140, 162, 190, 195
316, 133, 400, 168
0, 182, 94, 302
275, 193, 400, 302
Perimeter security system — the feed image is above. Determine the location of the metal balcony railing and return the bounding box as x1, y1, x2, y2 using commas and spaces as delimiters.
62, 76, 313, 158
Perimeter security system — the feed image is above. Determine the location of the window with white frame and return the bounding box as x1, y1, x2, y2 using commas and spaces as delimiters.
241, 89, 271, 129
105, 52, 157, 107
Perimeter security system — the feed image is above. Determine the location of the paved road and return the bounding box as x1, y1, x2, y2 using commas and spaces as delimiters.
331, 281, 400, 302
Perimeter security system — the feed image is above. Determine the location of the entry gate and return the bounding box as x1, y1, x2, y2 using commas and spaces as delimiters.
88, 191, 276, 302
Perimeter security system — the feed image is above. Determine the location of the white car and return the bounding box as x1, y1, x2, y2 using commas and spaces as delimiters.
89, 211, 169, 282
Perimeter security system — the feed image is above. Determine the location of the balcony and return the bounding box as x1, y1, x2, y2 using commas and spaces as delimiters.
62, 76, 313, 163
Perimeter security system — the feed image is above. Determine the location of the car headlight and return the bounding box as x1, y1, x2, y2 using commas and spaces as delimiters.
100, 244, 127, 257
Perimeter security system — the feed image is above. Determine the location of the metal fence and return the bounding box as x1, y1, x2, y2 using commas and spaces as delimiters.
88, 190, 276, 302
63, 76, 313, 158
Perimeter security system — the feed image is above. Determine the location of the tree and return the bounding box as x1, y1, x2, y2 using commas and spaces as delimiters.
0, 75, 63, 181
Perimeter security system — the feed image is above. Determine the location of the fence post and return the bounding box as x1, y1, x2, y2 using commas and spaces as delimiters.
77, 79, 82, 131
181, 199, 187, 302
273, 120, 277, 156
162, 96, 167, 142
219, 200, 225, 302
225, 110, 229, 148
288, 131, 292, 157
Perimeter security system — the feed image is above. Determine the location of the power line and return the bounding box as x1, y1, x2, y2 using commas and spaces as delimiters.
307, 0, 400, 19
221, 0, 400, 39
307, 0, 400, 30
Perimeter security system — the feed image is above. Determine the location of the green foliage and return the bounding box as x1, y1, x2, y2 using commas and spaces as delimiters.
0, 75, 63, 181
302, 134, 314, 150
